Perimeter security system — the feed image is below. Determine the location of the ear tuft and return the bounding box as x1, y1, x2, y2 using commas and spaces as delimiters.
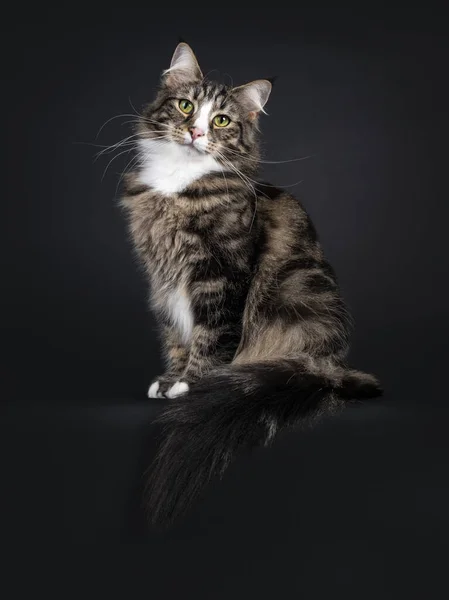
163, 42, 203, 86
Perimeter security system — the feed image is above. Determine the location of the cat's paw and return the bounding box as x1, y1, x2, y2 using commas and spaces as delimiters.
166, 380, 190, 399
147, 375, 188, 399
147, 380, 164, 399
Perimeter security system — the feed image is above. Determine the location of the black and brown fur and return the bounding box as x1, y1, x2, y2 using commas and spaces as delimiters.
121, 43, 382, 526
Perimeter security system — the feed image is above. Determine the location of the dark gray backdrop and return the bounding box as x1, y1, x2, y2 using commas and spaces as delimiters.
2, 3, 449, 596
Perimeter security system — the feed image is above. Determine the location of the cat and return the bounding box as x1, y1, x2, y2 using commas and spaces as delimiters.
121, 42, 382, 526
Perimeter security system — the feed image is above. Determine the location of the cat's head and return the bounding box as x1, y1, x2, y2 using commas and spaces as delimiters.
138, 42, 272, 173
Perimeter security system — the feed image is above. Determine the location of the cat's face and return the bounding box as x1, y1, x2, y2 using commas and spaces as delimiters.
139, 43, 272, 172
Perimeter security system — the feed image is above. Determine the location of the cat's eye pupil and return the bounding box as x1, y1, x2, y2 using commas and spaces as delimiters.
179, 99, 193, 114
214, 115, 230, 127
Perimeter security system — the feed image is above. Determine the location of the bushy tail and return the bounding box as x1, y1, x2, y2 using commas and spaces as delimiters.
145, 359, 382, 526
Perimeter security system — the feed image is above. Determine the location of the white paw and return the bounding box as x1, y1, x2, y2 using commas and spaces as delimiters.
166, 380, 189, 399
147, 381, 163, 399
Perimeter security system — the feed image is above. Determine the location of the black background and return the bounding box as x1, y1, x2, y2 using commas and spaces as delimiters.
2, 2, 449, 595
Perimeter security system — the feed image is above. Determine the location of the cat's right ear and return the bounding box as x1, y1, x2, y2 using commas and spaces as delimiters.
162, 43, 203, 87
231, 79, 272, 120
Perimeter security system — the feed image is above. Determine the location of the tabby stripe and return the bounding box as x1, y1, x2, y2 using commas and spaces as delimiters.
277, 257, 336, 280
306, 273, 338, 293
182, 186, 237, 199
125, 185, 149, 197
236, 121, 251, 151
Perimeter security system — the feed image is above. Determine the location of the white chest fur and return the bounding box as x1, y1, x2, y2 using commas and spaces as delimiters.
138, 139, 221, 195
139, 139, 218, 342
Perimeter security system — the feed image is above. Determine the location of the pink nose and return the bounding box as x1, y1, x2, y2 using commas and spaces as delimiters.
190, 127, 205, 140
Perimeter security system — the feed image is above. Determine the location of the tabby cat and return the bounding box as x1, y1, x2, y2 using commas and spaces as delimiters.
121, 42, 382, 525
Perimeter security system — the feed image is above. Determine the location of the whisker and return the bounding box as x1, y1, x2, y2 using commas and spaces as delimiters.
95, 113, 148, 138
241, 172, 304, 189
219, 165, 230, 203
139, 118, 173, 128
223, 146, 314, 165
260, 157, 313, 165
214, 150, 260, 232
223, 155, 271, 200
92, 133, 170, 166
119, 119, 142, 128
217, 147, 305, 189
94, 133, 145, 159
96, 140, 138, 151
128, 96, 143, 117
75, 139, 139, 152
101, 147, 135, 181
121, 114, 173, 129
74, 141, 124, 149
120, 119, 172, 130
95, 112, 172, 138
115, 152, 143, 195
138, 137, 171, 149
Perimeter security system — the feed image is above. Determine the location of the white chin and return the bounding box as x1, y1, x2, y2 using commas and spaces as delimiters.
183, 142, 206, 155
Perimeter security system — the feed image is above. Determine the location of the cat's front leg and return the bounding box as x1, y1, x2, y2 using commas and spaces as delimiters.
148, 324, 190, 398
165, 323, 239, 399
162, 269, 245, 399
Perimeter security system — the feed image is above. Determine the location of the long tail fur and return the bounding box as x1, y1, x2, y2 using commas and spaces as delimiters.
145, 359, 382, 526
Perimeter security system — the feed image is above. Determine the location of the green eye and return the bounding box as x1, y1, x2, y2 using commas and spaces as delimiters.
179, 99, 194, 114
213, 115, 230, 127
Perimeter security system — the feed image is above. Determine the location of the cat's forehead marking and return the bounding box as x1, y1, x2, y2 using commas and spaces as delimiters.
191, 82, 230, 107
193, 100, 214, 133
186, 82, 233, 132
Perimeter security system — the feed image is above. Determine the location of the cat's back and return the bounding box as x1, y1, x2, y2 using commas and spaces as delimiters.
256, 182, 320, 251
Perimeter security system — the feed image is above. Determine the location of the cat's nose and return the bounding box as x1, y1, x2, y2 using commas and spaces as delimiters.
189, 127, 205, 140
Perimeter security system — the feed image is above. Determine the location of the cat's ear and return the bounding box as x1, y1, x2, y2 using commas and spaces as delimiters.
232, 80, 272, 119
163, 42, 203, 87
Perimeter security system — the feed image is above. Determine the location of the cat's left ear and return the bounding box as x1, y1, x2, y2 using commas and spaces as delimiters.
232, 80, 272, 120
163, 42, 203, 87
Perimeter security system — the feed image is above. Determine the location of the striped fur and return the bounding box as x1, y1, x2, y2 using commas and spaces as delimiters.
120, 43, 382, 525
